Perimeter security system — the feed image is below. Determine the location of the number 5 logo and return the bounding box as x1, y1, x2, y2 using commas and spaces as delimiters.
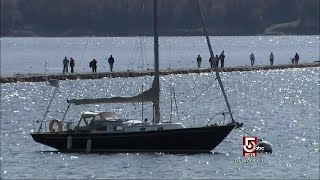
243, 136, 257, 156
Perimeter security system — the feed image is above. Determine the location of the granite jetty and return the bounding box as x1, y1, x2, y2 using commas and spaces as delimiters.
1, 62, 319, 83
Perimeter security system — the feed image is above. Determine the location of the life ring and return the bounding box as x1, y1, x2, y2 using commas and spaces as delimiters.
49, 119, 63, 133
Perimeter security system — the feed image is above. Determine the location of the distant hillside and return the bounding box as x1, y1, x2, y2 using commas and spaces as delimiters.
1, 0, 319, 36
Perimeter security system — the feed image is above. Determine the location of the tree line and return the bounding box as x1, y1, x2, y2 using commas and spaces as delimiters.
1, 0, 319, 36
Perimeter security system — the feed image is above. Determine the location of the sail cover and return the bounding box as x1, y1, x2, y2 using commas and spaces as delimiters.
67, 80, 158, 106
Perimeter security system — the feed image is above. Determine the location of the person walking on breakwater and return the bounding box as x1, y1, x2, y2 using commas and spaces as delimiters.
294, 53, 299, 64
270, 52, 274, 66
250, 53, 255, 66
197, 54, 202, 68
209, 56, 213, 68
70, 58, 75, 73
108, 55, 115, 72
62, 57, 69, 74
219, 50, 225, 68
214, 55, 220, 67
90, 59, 97, 73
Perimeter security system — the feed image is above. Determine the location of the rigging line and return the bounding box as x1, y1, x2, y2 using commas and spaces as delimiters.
239, 128, 254, 137
170, 80, 173, 122
140, 36, 147, 70
143, 37, 148, 70
76, 36, 90, 73
67, 37, 91, 100
168, 40, 172, 70
173, 87, 180, 121
132, 39, 139, 70
238, 128, 265, 140
197, 0, 234, 122
140, 37, 144, 70
144, 38, 149, 70
141, 83, 144, 122
128, 38, 139, 70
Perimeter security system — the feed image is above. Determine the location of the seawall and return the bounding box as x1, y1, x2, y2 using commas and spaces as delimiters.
1, 63, 319, 83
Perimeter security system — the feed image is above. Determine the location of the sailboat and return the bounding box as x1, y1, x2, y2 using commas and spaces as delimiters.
31, 0, 243, 153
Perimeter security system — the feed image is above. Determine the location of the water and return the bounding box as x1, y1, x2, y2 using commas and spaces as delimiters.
1, 67, 319, 179
1, 36, 319, 75
1, 36, 320, 179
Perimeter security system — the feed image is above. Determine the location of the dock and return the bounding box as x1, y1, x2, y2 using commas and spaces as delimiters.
1, 62, 319, 83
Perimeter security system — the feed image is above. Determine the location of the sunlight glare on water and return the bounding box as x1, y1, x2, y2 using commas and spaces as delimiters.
0, 66, 319, 179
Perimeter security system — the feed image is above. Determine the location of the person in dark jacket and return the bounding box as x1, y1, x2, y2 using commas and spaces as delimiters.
62, 57, 69, 74
294, 53, 299, 64
209, 56, 213, 68
270, 52, 274, 66
90, 59, 97, 73
197, 54, 202, 68
250, 53, 255, 66
108, 55, 115, 72
214, 55, 220, 67
70, 58, 75, 73
219, 50, 225, 68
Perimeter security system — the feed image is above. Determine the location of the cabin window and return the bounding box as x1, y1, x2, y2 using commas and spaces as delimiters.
113, 126, 124, 131
96, 126, 107, 131
140, 127, 146, 131
158, 127, 163, 131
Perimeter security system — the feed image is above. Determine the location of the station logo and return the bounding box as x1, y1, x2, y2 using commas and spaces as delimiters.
242, 136, 264, 156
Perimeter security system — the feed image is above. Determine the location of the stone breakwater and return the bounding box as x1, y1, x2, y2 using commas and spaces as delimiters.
1, 63, 319, 83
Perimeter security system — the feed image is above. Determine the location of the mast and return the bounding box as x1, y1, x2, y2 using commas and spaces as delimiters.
153, 0, 160, 123
197, 1, 234, 122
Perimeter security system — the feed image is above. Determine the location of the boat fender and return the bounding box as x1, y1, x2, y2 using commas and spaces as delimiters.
257, 139, 272, 153
67, 135, 72, 151
86, 138, 92, 153
49, 119, 63, 133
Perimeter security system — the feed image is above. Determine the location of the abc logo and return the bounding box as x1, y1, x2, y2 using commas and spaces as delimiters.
256, 146, 264, 151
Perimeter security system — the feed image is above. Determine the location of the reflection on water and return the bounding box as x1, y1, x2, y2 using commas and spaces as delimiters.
1, 68, 319, 179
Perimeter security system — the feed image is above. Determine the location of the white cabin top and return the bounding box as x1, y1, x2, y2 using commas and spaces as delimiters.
74, 111, 185, 134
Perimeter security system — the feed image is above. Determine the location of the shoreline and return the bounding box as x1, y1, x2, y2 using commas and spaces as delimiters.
1, 63, 319, 84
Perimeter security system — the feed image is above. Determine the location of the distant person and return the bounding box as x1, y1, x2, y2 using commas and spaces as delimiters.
214, 55, 220, 67
108, 55, 115, 72
294, 53, 299, 64
62, 57, 69, 74
270, 52, 274, 66
70, 57, 75, 73
209, 56, 213, 68
196, 54, 202, 68
219, 50, 225, 68
250, 53, 255, 66
90, 59, 97, 73
291, 58, 295, 64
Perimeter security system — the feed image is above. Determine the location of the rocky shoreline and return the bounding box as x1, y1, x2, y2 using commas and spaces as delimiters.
1, 63, 319, 84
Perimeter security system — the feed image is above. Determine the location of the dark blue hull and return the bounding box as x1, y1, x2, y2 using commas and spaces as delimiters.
31, 124, 236, 153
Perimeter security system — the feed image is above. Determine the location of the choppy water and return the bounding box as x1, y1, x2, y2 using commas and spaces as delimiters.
1, 66, 319, 179
1, 36, 319, 75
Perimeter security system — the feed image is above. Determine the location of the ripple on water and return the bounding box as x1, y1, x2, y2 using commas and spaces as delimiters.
0, 67, 319, 179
